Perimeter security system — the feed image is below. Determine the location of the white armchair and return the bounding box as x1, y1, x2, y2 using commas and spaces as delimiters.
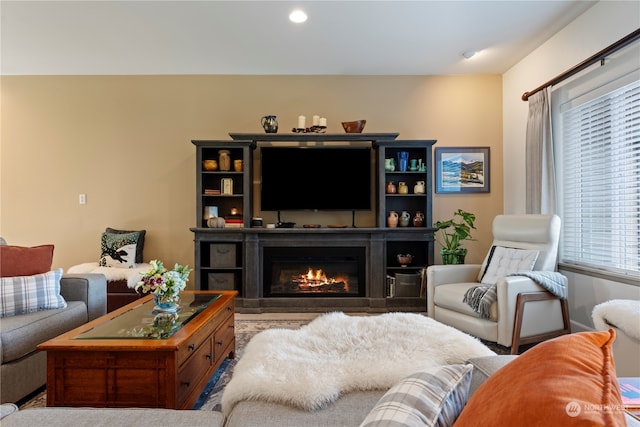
427, 214, 570, 354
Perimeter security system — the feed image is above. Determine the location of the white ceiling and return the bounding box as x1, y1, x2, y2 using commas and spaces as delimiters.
1, 0, 597, 76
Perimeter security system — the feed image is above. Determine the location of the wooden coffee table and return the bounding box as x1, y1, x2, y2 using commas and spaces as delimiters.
38, 290, 237, 409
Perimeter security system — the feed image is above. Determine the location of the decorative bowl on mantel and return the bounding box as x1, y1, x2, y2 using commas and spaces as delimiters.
342, 120, 366, 133
397, 254, 413, 267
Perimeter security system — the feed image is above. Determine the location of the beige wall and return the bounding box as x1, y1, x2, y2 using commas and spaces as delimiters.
1, 75, 503, 277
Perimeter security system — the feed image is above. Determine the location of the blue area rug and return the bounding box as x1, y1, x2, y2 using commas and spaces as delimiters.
193, 358, 232, 409
194, 317, 314, 411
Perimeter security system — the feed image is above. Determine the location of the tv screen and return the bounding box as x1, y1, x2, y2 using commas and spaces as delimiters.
260, 147, 372, 211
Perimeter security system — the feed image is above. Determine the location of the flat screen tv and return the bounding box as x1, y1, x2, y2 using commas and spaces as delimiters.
260, 147, 372, 211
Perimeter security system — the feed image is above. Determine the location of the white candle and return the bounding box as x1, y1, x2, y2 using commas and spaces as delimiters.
297, 115, 306, 129
312, 115, 320, 126
319, 117, 327, 127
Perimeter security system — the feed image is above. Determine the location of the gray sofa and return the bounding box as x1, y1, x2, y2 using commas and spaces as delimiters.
2, 354, 639, 426
0, 355, 515, 426
0, 274, 107, 404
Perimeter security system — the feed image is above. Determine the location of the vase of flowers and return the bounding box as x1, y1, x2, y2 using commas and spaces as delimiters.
136, 259, 192, 313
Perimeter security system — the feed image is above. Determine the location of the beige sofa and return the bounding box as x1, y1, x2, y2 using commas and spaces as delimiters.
0, 274, 107, 404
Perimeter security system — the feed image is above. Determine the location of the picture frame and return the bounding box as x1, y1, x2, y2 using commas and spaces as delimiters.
221, 178, 233, 195
435, 147, 490, 193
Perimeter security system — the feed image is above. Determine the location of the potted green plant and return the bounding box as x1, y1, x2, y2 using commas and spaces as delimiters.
432, 209, 476, 264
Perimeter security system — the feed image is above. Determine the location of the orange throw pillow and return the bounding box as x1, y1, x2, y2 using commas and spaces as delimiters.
454, 330, 625, 427
0, 245, 54, 277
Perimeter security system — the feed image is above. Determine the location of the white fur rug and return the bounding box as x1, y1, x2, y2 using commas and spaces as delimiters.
221, 311, 495, 413
592, 299, 640, 340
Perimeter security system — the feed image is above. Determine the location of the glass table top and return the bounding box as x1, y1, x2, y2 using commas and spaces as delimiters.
76, 292, 223, 340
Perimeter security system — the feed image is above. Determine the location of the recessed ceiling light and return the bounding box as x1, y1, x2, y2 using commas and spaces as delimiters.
289, 10, 307, 23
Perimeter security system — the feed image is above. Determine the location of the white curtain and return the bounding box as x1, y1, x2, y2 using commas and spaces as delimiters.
525, 87, 556, 214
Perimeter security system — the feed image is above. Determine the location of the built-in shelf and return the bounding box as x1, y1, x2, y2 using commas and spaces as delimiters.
190, 133, 436, 313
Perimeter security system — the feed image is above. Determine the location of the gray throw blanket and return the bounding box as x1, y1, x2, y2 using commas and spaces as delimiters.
463, 271, 568, 319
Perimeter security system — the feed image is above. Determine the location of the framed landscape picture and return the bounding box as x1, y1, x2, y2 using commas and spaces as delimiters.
435, 147, 490, 193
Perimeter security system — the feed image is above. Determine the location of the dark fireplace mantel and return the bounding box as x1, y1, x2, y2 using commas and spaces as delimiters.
191, 136, 436, 314
191, 227, 432, 313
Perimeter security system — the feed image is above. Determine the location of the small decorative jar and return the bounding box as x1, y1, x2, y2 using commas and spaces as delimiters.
387, 211, 399, 228
413, 211, 425, 227
261, 115, 278, 133
218, 150, 231, 171
384, 158, 395, 171
203, 159, 218, 171
399, 211, 411, 227
386, 181, 396, 194
398, 182, 409, 194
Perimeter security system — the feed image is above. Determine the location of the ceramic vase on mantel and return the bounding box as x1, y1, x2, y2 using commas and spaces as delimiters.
153, 293, 180, 313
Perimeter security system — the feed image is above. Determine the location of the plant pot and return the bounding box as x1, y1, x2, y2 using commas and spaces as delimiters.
440, 248, 467, 265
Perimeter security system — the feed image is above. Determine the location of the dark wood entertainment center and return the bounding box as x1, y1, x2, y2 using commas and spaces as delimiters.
190, 133, 437, 313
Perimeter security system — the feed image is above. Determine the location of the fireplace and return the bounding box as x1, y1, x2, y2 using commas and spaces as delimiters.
263, 247, 366, 297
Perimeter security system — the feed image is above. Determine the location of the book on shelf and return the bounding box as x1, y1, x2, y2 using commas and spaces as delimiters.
224, 219, 243, 224
619, 377, 640, 408
224, 214, 243, 223
224, 223, 244, 228
386, 275, 396, 298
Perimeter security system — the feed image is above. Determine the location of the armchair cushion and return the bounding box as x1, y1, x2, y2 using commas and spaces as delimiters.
0, 269, 67, 317
454, 330, 626, 427
435, 283, 498, 320
479, 246, 539, 284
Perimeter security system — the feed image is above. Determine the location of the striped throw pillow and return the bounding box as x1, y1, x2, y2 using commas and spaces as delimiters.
360, 364, 473, 427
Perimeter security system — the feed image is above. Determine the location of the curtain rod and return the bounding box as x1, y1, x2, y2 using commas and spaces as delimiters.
521, 28, 640, 101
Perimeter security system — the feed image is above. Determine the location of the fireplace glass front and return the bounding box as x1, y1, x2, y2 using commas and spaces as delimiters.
263, 247, 366, 297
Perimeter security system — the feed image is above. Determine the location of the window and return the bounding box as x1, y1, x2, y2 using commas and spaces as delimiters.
553, 44, 640, 279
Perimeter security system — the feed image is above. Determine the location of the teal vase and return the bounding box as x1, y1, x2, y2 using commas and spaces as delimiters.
153, 293, 180, 312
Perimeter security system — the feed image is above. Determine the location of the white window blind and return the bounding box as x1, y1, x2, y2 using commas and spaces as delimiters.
559, 79, 640, 277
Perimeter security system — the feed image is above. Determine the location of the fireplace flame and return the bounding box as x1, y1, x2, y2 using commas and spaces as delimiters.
293, 268, 350, 292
